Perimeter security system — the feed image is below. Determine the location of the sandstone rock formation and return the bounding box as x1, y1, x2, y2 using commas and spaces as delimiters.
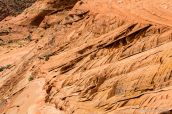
1, 0, 172, 114
0, 0, 36, 21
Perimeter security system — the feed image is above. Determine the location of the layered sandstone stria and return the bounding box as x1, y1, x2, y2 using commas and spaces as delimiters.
1, 0, 172, 114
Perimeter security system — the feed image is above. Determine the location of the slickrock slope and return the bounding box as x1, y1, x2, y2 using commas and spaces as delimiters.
1, 0, 172, 114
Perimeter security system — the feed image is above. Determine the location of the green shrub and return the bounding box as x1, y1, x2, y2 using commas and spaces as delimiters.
28, 75, 34, 81
0, 64, 11, 72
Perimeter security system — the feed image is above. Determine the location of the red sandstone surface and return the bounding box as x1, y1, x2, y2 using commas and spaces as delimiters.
1, 0, 172, 114
0, 0, 36, 21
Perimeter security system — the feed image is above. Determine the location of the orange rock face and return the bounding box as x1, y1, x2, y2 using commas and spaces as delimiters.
1, 0, 172, 114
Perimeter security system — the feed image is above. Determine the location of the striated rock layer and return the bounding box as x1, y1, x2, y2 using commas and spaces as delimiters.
1, 0, 172, 114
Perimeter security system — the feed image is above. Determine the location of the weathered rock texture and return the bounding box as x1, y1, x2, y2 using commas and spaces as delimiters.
1, 0, 172, 114
0, 0, 36, 21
